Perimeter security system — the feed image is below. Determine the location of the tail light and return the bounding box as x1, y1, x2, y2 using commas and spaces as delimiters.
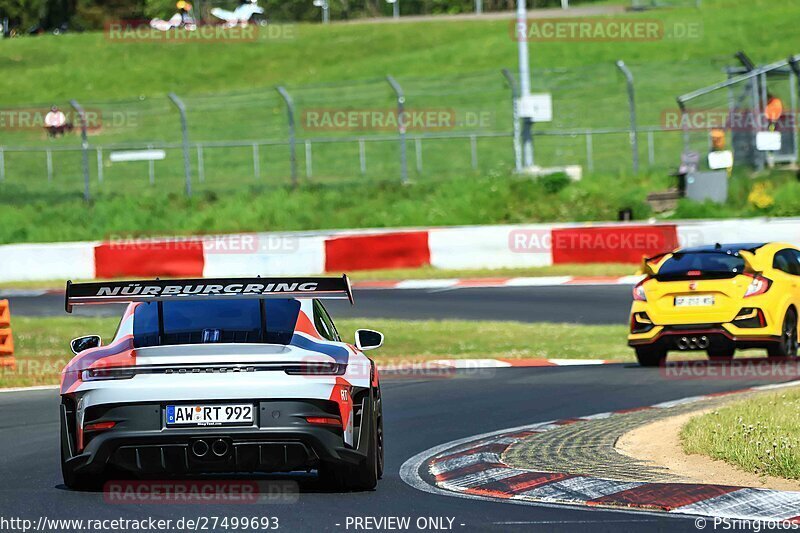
82, 367, 136, 381
84, 421, 116, 432
632, 279, 648, 302
743, 274, 771, 298
305, 416, 341, 427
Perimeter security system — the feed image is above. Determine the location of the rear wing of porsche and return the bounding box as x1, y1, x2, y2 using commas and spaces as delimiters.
65, 275, 354, 313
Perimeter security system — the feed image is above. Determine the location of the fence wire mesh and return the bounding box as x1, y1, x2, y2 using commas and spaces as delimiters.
1, 59, 795, 200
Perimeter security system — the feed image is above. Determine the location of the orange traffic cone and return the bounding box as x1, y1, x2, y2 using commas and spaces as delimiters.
0, 300, 16, 369
0, 299, 9, 328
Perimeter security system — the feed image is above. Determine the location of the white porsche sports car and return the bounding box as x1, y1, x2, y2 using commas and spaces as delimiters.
59, 276, 384, 491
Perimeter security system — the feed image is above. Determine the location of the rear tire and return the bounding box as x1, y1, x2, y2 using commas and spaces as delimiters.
635, 346, 666, 367
768, 309, 798, 359
318, 396, 379, 491
60, 427, 106, 491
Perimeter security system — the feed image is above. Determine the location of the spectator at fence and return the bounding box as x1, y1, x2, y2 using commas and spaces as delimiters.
44, 106, 68, 137
765, 93, 784, 131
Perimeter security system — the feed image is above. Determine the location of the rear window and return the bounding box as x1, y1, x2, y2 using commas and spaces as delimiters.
133, 299, 300, 348
657, 252, 745, 280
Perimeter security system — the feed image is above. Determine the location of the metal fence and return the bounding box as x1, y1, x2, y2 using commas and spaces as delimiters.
0, 60, 761, 200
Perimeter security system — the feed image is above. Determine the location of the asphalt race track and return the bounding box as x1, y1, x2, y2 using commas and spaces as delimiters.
3, 283, 778, 532
3, 285, 633, 324
0, 366, 794, 532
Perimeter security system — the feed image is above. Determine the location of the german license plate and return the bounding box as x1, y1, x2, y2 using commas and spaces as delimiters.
166, 404, 254, 427
674, 295, 715, 307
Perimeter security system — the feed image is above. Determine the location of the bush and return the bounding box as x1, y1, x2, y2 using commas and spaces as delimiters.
538, 172, 571, 194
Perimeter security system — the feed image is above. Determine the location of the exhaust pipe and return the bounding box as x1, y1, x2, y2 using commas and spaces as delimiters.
191, 439, 209, 458
697, 336, 710, 349
677, 337, 689, 350
211, 439, 229, 457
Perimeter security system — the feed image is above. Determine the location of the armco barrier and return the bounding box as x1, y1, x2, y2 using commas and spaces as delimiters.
325, 231, 429, 272
551, 224, 679, 264
95, 240, 205, 278
2, 218, 800, 282
0, 300, 15, 369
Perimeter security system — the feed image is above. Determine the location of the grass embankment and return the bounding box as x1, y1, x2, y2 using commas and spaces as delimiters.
0, 175, 658, 243
2, 0, 800, 242
1, 316, 630, 388
681, 390, 800, 480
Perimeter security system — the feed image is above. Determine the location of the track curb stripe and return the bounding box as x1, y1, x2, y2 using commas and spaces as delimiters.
403, 381, 800, 520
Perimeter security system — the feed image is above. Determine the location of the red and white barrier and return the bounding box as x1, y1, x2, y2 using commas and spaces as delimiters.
2, 217, 800, 282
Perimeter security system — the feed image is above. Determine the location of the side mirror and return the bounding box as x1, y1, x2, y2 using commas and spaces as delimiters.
355, 329, 384, 351
70, 335, 102, 355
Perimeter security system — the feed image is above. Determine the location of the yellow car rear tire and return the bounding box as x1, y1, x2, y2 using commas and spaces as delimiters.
767, 309, 798, 359
635, 346, 666, 367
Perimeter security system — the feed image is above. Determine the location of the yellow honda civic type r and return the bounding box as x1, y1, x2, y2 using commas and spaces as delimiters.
628, 242, 800, 366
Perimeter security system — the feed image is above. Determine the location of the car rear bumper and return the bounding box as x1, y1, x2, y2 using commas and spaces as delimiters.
62, 397, 373, 476
628, 325, 780, 351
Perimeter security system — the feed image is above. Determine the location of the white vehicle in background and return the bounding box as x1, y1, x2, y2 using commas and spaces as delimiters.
211, 0, 266, 27
59, 276, 384, 491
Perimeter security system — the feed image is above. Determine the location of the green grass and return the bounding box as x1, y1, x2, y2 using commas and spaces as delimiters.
0, 173, 661, 243
681, 389, 800, 480
0, 315, 631, 388
2, 0, 800, 241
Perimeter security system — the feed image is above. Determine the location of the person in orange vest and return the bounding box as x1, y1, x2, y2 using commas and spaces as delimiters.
765, 93, 783, 131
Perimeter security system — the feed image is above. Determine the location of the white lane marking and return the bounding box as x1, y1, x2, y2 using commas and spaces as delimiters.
617, 275, 647, 285
504, 276, 574, 287
395, 279, 460, 290
0, 289, 49, 297
0, 385, 58, 394
441, 468, 522, 489
548, 359, 608, 366
651, 396, 708, 409
432, 359, 513, 369
579, 412, 613, 421
672, 488, 800, 520
515, 477, 644, 503
430, 453, 503, 475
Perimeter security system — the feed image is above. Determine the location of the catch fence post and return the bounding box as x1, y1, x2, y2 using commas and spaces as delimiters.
69, 99, 91, 201
276, 86, 298, 187
615, 60, 639, 174
502, 69, 523, 172
167, 93, 192, 197
387, 75, 409, 184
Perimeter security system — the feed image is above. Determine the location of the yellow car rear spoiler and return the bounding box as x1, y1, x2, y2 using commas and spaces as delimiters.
639, 252, 670, 276
739, 250, 766, 274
